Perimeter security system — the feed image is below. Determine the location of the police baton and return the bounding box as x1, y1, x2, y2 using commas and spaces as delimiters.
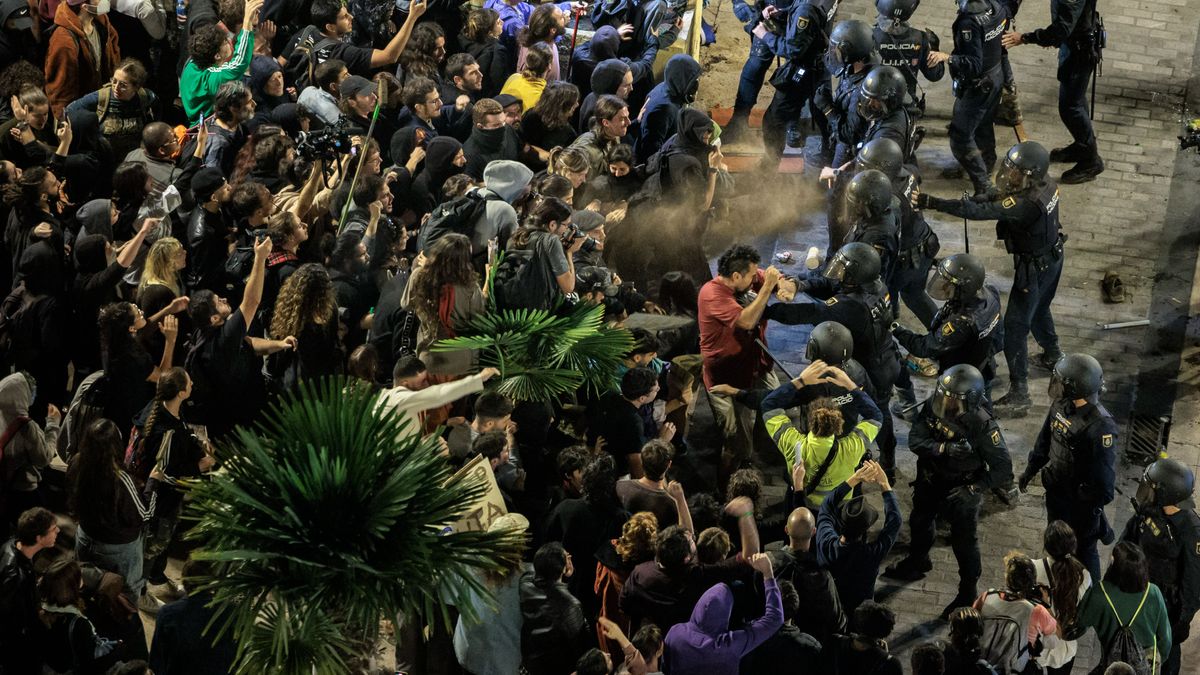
754, 337, 797, 381
961, 191, 971, 254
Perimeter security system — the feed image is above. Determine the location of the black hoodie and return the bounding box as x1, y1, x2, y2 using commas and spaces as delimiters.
411, 136, 465, 218
463, 124, 522, 180
636, 54, 701, 163
577, 58, 630, 132
463, 36, 513, 98
71, 234, 125, 371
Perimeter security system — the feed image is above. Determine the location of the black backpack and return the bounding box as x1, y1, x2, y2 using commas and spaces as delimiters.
417, 191, 499, 253
283, 26, 339, 90
492, 245, 558, 312
1093, 583, 1153, 675
224, 230, 266, 294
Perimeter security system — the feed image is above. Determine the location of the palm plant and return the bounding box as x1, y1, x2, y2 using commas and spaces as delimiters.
433, 300, 633, 402
184, 378, 525, 674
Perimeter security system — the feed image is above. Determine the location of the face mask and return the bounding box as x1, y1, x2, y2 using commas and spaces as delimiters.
88, 0, 111, 15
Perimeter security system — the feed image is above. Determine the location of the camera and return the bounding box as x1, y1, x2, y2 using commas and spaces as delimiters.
560, 223, 582, 247
296, 118, 355, 161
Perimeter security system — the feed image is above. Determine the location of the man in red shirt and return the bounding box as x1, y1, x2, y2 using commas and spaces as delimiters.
698, 244, 784, 469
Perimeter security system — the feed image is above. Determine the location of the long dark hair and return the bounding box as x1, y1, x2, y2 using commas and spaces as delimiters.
70, 419, 124, 519
143, 367, 190, 437
98, 302, 141, 369
410, 234, 478, 328
531, 81, 580, 130
1044, 520, 1086, 628
401, 23, 445, 80
519, 4, 560, 48
1105, 541, 1149, 594
658, 271, 699, 316
2, 165, 50, 208
511, 196, 571, 249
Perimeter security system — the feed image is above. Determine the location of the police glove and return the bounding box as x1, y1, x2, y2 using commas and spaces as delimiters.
914, 190, 932, 209
1017, 472, 1034, 493
947, 483, 978, 502
943, 440, 972, 458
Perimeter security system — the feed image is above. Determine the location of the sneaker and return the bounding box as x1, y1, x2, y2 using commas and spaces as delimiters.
1049, 143, 1089, 164
882, 556, 933, 582
1061, 156, 1105, 184
148, 578, 186, 601
994, 390, 1032, 418
137, 592, 164, 616
1032, 351, 1064, 371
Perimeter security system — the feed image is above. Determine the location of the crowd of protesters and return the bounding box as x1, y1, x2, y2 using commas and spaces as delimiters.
0, 0, 1192, 675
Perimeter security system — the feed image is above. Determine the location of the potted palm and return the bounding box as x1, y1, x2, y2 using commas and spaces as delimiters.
184, 378, 524, 674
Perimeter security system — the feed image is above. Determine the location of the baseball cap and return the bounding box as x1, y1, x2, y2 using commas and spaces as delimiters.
493, 93, 521, 110
1, 0, 34, 29
339, 75, 377, 100
191, 167, 227, 204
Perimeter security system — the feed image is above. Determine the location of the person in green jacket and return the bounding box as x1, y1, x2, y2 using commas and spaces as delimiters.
762, 360, 882, 510
180, 0, 262, 124
1079, 542, 1173, 673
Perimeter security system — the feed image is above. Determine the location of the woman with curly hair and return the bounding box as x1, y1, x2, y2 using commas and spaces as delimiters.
399, 22, 447, 87
595, 511, 660, 658
402, 233, 483, 375
268, 262, 342, 389
522, 82, 581, 157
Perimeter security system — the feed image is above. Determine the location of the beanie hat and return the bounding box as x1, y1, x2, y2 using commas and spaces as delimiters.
191, 167, 227, 204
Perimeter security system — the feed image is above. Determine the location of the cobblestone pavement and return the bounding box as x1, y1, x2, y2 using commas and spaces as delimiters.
689, 0, 1200, 668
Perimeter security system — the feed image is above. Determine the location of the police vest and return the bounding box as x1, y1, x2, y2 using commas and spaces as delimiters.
873, 23, 930, 94
1042, 399, 1114, 493
957, 0, 1007, 78
1000, 181, 1062, 255
843, 280, 898, 367
920, 406, 991, 484
1129, 509, 1200, 611
934, 285, 1001, 373
793, 0, 841, 67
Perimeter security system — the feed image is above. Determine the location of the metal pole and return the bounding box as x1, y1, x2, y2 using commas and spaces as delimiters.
754, 337, 797, 381
336, 96, 383, 235
565, 8, 583, 81
961, 191, 971, 254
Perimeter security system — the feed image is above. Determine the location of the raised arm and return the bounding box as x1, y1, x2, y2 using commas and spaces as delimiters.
371, 0, 429, 67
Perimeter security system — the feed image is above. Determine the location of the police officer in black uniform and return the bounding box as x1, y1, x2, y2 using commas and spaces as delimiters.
1017, 353, 1116, 580
768, 243, 902, 479
752, 0, 841, 158
893, 253, 1002, 382
815, 20, 878, 170
1002, 0, 1104, 183
873, 0, 945, 112
1122, 458, 1200, 675
916, 141, 1064, 418
854, 65, 915, 161
883, 364, 1013, 618
929, 0, 1010, 199
855, 137, 939, 327
844, 169, 901, 290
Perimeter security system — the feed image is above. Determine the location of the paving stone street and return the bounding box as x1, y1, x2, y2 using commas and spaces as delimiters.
688, 0, 1200, 668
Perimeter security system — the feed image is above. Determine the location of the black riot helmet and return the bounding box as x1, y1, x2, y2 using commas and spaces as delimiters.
806, 321, 854, 366
846, 169, 894, 219
828, 20, 876, 67
1135, 458, 1195, 512
877, 0, 919, 22
824, 242, 882, 287
857, 66, 908, 121
1048, 353, 1104, 401
995, 141, 1050, 195
927, 253, 985, 303
930, 364, 985, 420
855, 138, 905, 181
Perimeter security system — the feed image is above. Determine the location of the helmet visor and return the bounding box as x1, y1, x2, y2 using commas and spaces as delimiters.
823, 254, 849, 282
856, 94, 887, 121
1047, 373, 1066, 401
995, 162, 1027, 195
926, 269, 956, 301
930, 390, 965, 419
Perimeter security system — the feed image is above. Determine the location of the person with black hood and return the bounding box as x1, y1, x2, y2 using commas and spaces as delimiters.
8, 240, 68, 418
465, 98, 524, 179
635, 54, 701, 163
577, 58, 634, 133
0, 0, 36, 69
247, 55, 291, 133
570, 25, 658, 101
329, 231, 379, 353
411, 135, 467, 219
71, 217, 158, 376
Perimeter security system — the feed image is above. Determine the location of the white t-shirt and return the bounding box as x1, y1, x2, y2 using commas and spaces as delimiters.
1033, 555, 1093, 668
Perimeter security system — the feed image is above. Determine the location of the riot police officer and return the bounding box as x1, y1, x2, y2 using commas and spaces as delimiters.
916, 141, 1064, 418
854, 65, 915, 161
893, 253, 1002, 382
1018, 353, 1116, 580
768, 243, 902, 479
855, 137, 939, 327
752, 0, 841, 159
883, 364, 1013, 618
1002, 0, 1104, 183
1121, 458, 1200, 675
726, 0, 789, 143
815, 19, 878, 169
873, 0, 945, 112
929, 0, 1011, 200
844, 169, 900, 289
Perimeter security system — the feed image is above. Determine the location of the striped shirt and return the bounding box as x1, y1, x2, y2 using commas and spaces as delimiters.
180, 29, 256, 124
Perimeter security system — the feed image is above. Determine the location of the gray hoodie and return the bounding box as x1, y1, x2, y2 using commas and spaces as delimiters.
471, 160, 535, 253
0, 373, 58, 492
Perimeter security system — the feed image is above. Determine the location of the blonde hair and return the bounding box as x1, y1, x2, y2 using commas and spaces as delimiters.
615, 512, 658, 565
139, 237, 183, 295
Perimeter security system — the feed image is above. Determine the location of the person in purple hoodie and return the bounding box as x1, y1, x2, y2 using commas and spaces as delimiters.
662, 553, 783, 675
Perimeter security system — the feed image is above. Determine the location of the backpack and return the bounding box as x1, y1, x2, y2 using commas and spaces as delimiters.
57, 371, 108, 462
125, 422, 173, 487
491, 245, 558, 312
283, 26, 339, 90
417, 191, 499, 253
979, 590, 1038, 674
224, 230, 266, 294
1094, 582, 1154, 675
0, 285, 29, 367
96, 85, 152, 125
368, 305, 421, 378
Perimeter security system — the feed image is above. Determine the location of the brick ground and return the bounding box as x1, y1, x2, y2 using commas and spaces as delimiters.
692, 0, 1200, 668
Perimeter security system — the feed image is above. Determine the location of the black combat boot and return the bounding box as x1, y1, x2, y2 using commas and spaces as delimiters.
1061, 145, 1105, 184
1049, 142, 1090, 163
940, 580, 979, 620
890, 385, 919, 422
994, 381, 1031, 418
1032, 349, 1065, 371
882, 556, 933, 582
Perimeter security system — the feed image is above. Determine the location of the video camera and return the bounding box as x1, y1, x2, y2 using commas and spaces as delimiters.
296, 118, 357, 162
560, 223, 600, 253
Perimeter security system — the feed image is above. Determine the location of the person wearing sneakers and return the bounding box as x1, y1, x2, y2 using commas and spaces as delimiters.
1001, 0, 1104, 183
1019, 353, 1117, 581
916, 141, 1065, 417
884, 364, 1012, 619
